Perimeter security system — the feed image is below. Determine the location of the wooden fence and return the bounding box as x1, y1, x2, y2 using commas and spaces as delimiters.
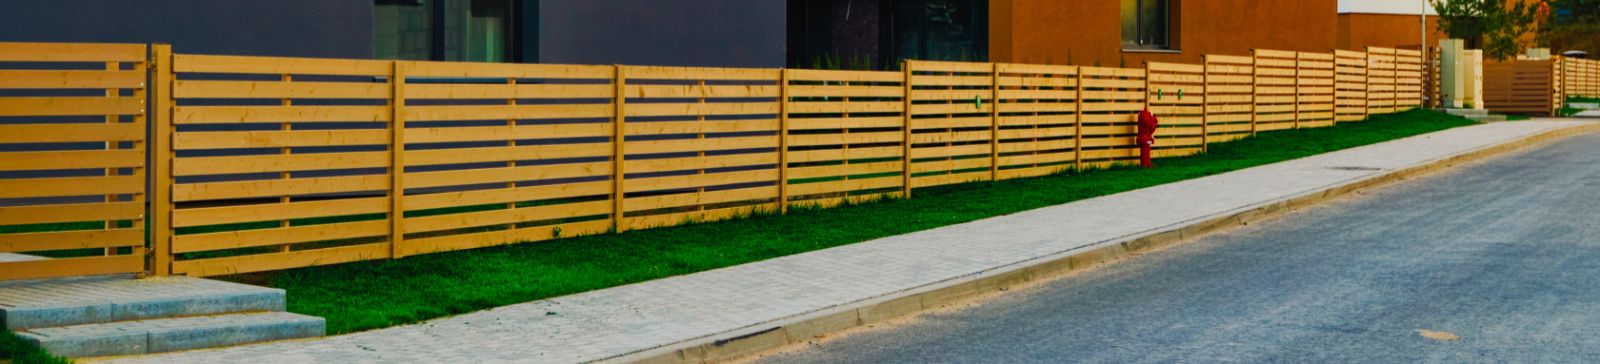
1335, 50, 1371, 121
1483, 59, 1563, 116
0, 42, 149, 280
1203, 55, 1255, 142
0, 42, 1430, 278
1566, 57, 1600, 99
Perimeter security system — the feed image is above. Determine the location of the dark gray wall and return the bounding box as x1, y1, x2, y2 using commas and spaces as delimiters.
0, 0, 373, 58
536, 0, 786, 68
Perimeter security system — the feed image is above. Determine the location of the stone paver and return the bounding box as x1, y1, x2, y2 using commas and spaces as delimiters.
95, 120, 1592, 364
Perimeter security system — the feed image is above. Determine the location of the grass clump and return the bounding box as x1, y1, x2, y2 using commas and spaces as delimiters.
1, 331, 70, 364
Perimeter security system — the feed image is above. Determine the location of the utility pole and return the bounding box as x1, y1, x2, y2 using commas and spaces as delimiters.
1421, 0, 1428, 51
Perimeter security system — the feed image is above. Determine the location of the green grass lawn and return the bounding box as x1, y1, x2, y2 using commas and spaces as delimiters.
1, 331, 69, 364
218, 109, 1476, 335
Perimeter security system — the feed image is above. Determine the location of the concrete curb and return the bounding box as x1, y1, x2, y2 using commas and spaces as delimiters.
612, 122, 1600, 364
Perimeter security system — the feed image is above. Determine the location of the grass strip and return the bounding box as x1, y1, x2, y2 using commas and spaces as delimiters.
230, 109, 1475, 335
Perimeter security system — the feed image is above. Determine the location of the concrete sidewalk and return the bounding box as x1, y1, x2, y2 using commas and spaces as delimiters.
98, 120, 1597, 364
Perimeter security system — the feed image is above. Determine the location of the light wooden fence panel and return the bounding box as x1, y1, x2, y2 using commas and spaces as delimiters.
1395, 49, 1424, 109
1425, 47, 1442, 108
1576, 58, 1581, 97
993, 63, 1080, 179
1590, 58, 1599, 97
1483, 59, 1559, 115
396, 61, 617, 257
1589, 59, 1599, 97
0, 42, 149, 280
1253, 50, 1298, 131
1078, 66, 1147, 168
1335, 50, 1369, 122
1568, 58, 1600, 98
165, 54, 398, 277
1204, 55, 1254, 143
1366, 47, 1398, 114
905, 61, 996, 188
1145, 62, 1205, 157
783, 69, 906, 207
1296, 52, 1336, 128
618, 66, 783, 230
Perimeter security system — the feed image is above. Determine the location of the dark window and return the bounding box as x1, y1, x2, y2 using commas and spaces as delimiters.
375, 0, 434, 60
1121, 0, 1170, 50
375, 0, 515, 62
787, 0, 987, 70
892, 0, 988, 63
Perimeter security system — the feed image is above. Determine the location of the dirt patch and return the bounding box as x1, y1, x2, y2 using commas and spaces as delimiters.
1417, 329, 1461, 342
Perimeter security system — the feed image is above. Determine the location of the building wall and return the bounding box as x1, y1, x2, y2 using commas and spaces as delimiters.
0, 0, 373, 58
1339, 13, 1445, 50
991, 0, 1339, 66
535, 0, 786, 68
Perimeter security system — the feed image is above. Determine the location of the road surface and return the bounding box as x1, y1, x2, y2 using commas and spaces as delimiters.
758, 132, 1600, 363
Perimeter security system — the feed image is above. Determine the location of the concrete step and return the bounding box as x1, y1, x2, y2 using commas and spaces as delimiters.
1468, 115, 1509, 122
0, 276, 284, 330
17, 312, 324, 358
1443, 108, 1490, 117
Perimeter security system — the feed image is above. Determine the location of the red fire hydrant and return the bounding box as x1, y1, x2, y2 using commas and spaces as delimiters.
1136, 108, 1160, 168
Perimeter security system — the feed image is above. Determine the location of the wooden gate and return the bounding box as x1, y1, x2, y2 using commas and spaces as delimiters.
0, 42, 150, 280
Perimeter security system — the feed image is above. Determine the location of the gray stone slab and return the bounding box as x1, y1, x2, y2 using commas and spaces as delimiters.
20, 312, 323, 358
0, 253, 46, 263
0, 276, 284, 330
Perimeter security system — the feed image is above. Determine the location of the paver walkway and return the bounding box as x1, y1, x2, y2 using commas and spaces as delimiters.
98, 120, 1592, 364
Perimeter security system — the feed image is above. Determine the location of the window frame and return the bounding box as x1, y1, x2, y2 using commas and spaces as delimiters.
1121, 0, 1174, 51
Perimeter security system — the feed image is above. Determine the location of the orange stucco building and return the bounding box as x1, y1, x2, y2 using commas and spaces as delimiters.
1339, 13, 1444, 50
990, 0, 1340, 66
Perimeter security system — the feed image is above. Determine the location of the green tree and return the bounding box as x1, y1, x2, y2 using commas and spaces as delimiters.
1541, 0, 1600, 55
1430, 0, 1540, 60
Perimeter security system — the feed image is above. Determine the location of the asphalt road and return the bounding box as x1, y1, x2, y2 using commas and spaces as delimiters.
758, 132, 1600, 363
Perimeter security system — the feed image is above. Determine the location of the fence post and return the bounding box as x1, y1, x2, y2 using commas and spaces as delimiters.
149, 44, 173, 276
989, 63, 1000, 181
1073, 67, 1084, 172
1144, 62, 1153, 148
1249, 50, 1259, 137
612, 65, 628, 231
901, 60, 913, 198
778, 69, 790, 214
1292, 53, 1302, 129
388, 61, 406, 259
1201, 58, 1210, 153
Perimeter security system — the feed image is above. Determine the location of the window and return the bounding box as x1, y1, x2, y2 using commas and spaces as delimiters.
375, 0, 515, 62
375, 0, 434, 60
787, 0, 987, 70
893, 0, 989, 63
1121, 0, 1170, 50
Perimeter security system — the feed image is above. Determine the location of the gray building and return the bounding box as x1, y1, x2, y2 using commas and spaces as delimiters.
0, 0, 986, 69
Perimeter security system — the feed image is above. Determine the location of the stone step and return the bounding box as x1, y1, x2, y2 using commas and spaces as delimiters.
0, 276, 284, 330
17, 312, 324, 358
1468, 115, 1509, 122
1443, 108, 1490, 117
